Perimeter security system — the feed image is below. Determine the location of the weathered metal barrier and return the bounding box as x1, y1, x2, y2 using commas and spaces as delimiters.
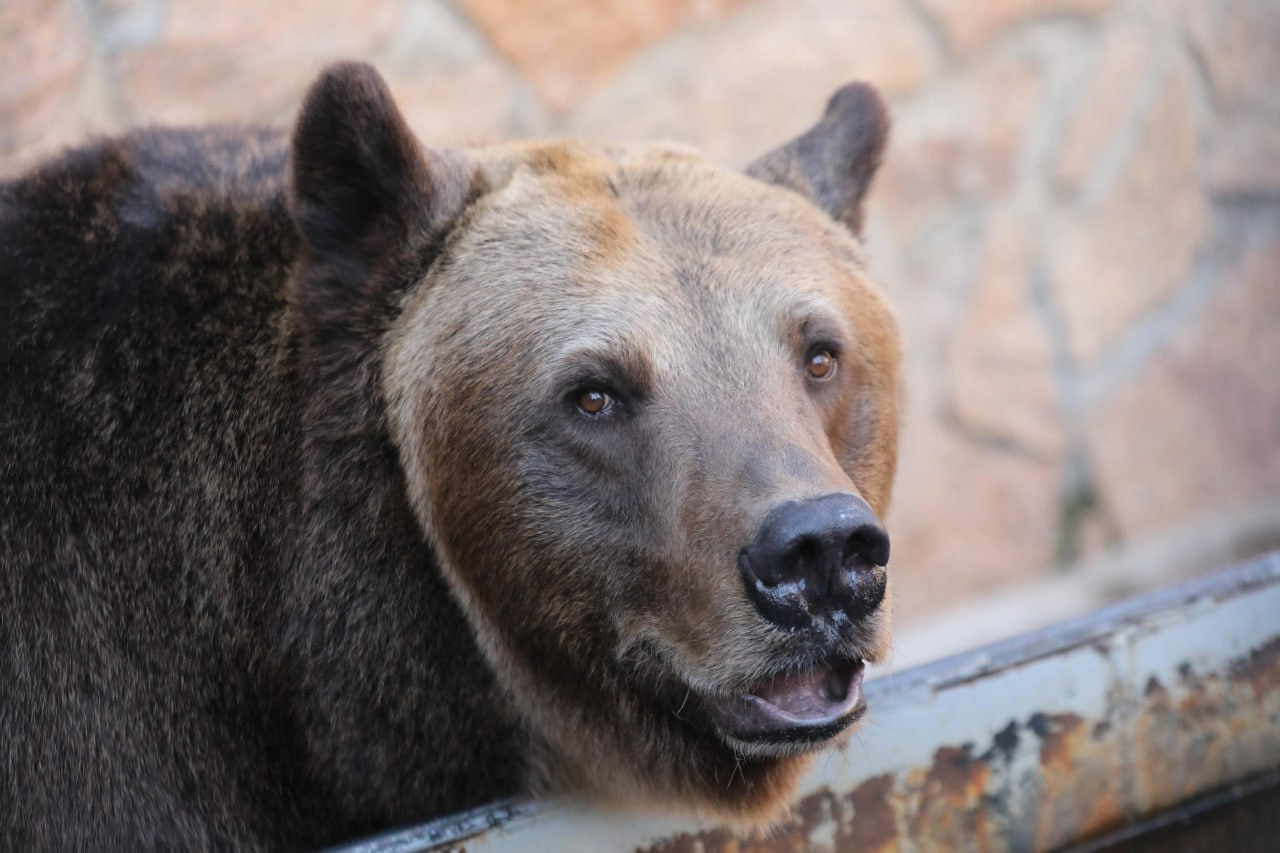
334, 551, 1280, 852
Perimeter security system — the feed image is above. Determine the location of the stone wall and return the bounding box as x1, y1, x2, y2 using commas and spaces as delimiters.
5, 0, 1278, 627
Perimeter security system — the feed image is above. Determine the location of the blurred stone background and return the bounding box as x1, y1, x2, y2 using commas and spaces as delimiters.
4, 0, 1278, 650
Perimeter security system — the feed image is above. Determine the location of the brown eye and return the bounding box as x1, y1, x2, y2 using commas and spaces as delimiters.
805, 349, 837, 381
577, 389, 615, 416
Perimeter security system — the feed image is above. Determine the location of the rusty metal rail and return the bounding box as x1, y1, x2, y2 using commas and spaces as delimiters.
333, 551, 1280, 852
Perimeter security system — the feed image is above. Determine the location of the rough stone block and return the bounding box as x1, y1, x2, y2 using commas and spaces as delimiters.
948, 215, 1064, 455
1176, 0, 1280, 114
1085, 233, 1280, 540
1050, 68, 1210, 364
568, 0, 935, 167
1204, 117, 1280, 198
113, 0, 399, 125
378, 0, 528, 144
0, 0, 96, 173
919, 0, 1116, 56
876, 52, 1043, 246
1053, 22, 1155, 196
888, 414, 1063, 618
455, 0, 747, 114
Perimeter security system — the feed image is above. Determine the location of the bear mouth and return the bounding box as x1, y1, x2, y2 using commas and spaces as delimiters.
700, 658, 866, 751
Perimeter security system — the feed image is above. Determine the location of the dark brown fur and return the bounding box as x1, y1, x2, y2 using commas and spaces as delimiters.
0, 63, 898, 849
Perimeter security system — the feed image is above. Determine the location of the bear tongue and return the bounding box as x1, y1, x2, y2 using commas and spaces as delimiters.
752, 666, 849, 717
700, 659, 867, 742
750, 660, 861, 719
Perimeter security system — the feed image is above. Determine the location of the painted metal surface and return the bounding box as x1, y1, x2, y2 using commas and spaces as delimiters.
332, 551, 1280, 852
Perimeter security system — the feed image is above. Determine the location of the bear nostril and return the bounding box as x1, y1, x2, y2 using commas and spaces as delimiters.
741, 550, 780, 591
841, 524, 890, 574
787, 536, 823, 582
748, 535, 823, 590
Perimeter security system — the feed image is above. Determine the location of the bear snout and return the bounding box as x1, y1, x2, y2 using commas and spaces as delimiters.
737, 493, 889, 631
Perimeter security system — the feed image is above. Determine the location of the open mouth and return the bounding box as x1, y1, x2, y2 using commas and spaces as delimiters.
700, 658, 867, 748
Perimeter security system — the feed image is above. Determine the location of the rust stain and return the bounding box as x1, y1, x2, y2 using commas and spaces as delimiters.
793, 788, 840, 851
908, 744, 991, 846
1066, 636, 1280, 851
1230, 635, 1280, 700
1027, 712, 1084, 767
1029, 711, 1126, 850
1132, 639, 1280, 821
638, 825, 731, 853
637, 825, 739, 853
926, 745, 989, 799
847, 774, 896, 853
638, 789, 840, 853
642, 776, 902, 853
1133, 658, 1189, 811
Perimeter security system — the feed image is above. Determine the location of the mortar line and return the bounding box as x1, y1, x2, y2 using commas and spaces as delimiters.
1075, 47, 1171, 210
901, 0, 954, 70
432, 0, 558, 134
69, 0, 160, 127
1078, 198, 1280, 409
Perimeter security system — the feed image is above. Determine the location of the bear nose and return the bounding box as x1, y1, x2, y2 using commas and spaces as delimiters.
739, 493, 889, 630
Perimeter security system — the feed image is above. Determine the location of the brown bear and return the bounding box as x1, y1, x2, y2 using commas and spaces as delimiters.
0, 63, 899, 850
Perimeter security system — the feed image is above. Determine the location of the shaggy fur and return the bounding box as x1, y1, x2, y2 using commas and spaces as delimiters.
0, 63, 898, 849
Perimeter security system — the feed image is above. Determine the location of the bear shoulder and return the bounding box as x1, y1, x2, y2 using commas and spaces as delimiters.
1, 126, 298, 429
2, 125, 292, 321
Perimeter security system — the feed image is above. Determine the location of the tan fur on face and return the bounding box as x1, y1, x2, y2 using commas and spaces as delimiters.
385, 138, 899, 824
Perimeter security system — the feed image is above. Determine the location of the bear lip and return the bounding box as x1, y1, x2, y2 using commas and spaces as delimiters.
702, 658, 866, 746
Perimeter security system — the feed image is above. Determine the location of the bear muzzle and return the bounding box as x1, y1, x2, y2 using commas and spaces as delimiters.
677, 493, 889, 752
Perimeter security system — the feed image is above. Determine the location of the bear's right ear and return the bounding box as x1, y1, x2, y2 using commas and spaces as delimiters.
289, 62, 475, 318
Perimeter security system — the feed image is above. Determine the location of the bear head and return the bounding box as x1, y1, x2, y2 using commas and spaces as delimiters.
289, 63, 899, 824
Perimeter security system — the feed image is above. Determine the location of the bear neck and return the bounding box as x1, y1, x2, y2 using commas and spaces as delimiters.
271, 225, 528, 838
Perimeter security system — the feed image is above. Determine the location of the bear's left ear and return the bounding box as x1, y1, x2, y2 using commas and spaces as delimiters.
289, 62, 475, 323
745, 82, 889, 237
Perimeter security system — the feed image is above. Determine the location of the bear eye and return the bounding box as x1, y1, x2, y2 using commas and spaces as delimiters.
805, 348, 838, 381
576, 389, 616, 417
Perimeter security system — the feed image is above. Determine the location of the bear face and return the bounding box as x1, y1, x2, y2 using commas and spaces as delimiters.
286, 65, 899, 820
387, 150, 899, 815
